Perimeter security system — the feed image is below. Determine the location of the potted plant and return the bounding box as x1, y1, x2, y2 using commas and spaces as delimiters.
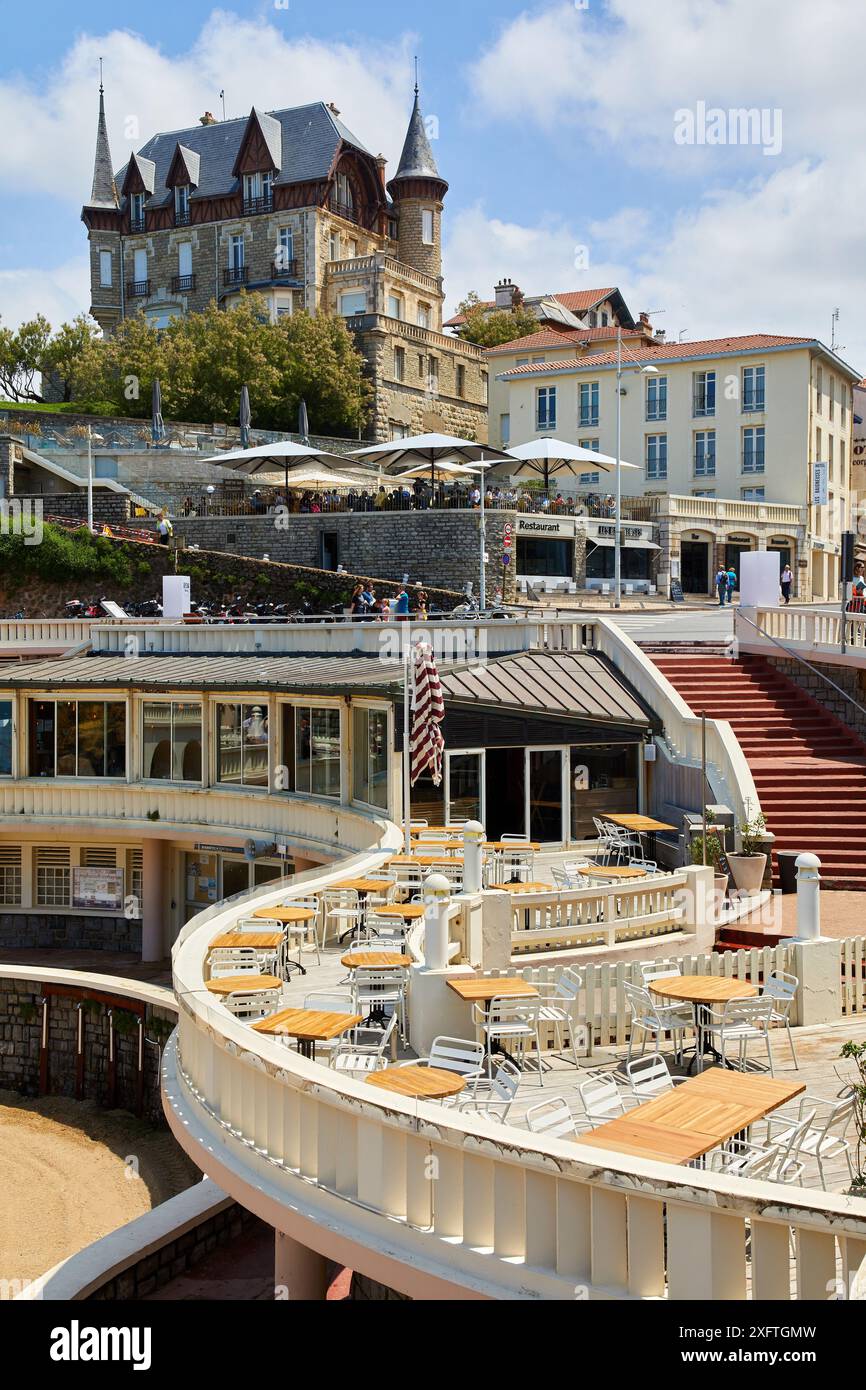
728, 808, 768, 895
840, 1041, 866, 1191
689, 828, 728, 908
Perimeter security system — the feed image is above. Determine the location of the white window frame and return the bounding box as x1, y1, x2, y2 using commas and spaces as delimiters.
693, 370, 716, 418
742, 364, 765, 413
646, 434, 668, 480
177, 241, 193, 277
99, 250, 113, 287
174, 184, 190, 219
579, 381, 599, 428
742, 425, 766, 474
525, 746, 568, 845
387, 292, 404, 321
646, 374, 667, 422
351, 701, 390, 812
445, 748, 485, 828
694, 429, 716, 477
140, 698, 204, 785
421, 208, 435, 245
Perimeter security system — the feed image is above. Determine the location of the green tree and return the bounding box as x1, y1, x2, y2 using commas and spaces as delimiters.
41, 315, 103, 403
455, 291, 541, 349
268, 310, 371, 436
0, 315, 53, 402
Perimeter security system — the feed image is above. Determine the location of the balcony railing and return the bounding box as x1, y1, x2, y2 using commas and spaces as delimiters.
328, 198, 357, 224
126, 279, 151, 298
242, 195, 273, 216
129, 217, 146, 234
174, 210, 191, 227
223, 266, 248, 287
271, 259, 298, 280
171, 274, 196, 293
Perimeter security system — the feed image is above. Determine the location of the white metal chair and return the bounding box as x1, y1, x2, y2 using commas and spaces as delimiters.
351, 967, 407, 1041
456, 1059, 522, 1124
525, 1096, 588, 1139
592, 817, 615, 864
223, 987, 281, 1021
321, 888, 362, 946
281, 898, 322, 970
709, 1109, 817, 1184
639, 964, 693, 1033
761, 970, 800, 1068
624, 1054, 688, 1103
700, 996, 775, 1075
473, 996, 545, 1085
331, 1015, 398, 1077
629, 856, 657, 873
622, 980, 691, 1065
579, 1073, 628, 1124
299, 990, 356, 1060
763, 1090, 855, 1189
405, 1035, 485, 1081
602, 821, 640, 864
209, 948, 260, 979
535, 967, 586, 1066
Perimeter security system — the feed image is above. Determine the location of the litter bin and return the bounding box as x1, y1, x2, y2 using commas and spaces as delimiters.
776, 850, 800, 894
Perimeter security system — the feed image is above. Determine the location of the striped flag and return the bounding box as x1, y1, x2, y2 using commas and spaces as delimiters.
409, 640, 445, 786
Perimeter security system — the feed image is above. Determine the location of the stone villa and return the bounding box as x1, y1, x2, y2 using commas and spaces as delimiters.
81, 84, 488, 443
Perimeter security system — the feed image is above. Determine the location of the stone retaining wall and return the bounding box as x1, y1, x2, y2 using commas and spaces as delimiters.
88, 1205, 263, 1300
763, 655, 866, 743
0, 914, 141, 954
0, 975, 175, 1123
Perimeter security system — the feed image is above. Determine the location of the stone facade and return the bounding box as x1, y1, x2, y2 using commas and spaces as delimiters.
0, 975, 174, 1122
763, 655, 866, 743
90, 1206, 263, 1301
174, 509, 518, 601
0, 913, 141, 953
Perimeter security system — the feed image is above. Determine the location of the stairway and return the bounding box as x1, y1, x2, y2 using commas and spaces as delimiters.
651, 651, 866, 889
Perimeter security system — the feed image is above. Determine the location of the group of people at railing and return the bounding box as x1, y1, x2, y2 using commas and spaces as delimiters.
173, 483, 625, 519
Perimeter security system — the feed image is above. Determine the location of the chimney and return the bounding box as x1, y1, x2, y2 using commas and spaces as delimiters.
495, 278, 519, 310
199, 111, 217, 125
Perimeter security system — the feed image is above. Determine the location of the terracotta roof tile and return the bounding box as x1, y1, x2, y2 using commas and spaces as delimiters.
487, 326, 645, 356
498, 334, 822, 377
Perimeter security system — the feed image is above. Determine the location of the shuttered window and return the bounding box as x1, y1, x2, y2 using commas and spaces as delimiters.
35, 847, 71, 907
0, 846, 22, 905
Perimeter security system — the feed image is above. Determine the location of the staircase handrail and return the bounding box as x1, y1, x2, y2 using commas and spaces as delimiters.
733, 607, 866, 723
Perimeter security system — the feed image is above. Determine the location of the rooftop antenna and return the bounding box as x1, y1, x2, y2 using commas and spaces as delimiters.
220, 89, 226, 121
830, 307, 844, 353
414, 55, 419, 96
98, 55, 104, 94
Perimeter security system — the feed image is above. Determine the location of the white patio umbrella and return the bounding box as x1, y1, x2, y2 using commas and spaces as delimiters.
505, 438, 640, 490
352, 432, 511, 493
201, 439, 370, 496
391, 459, 478, 484
281, 464, 370, 489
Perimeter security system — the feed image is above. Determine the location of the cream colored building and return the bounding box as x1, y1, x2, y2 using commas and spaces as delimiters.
494, 334, 861, 601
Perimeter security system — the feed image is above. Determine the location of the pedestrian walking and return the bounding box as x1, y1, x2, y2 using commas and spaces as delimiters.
781, 563, 794, 605
726, 565, 738, 602
715, 566, 728, 606
394, 585, 410, 621
157, 513, 173, 545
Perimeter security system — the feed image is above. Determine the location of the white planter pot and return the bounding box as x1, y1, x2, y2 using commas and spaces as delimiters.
728, 853, 767, 895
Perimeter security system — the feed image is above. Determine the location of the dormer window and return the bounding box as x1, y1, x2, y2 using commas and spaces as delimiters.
243, 171, 273, 214
330, 172, 356, 223
130, 192, 146, 232
174, 185, 190, 225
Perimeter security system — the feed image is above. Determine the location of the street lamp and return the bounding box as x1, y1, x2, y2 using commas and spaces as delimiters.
615, 329, 658, 608
86, 425, 104, 533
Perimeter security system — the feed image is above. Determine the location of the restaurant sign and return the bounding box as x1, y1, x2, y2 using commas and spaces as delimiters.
514, 516, 575, 538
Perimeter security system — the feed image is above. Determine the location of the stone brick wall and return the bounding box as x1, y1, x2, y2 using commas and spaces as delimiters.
174, 509, 518, 601
0, 914, 141, 954
0, 976, 175, 1122
355, 318, 488, 443
19, 491, 132, 526
90, 1206, 264, 1300
763, 655, 866, 742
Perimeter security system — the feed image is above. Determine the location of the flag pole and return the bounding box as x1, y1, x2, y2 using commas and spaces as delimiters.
403, 618, 412, 853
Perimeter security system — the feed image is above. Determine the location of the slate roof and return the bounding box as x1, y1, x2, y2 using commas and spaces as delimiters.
87, 87, 119, 209
115, 102, 372, 210
390, 90, 442, 184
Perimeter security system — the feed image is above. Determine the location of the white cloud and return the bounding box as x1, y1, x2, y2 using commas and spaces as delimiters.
0, 11, 415, 205
0, 257, 91, 332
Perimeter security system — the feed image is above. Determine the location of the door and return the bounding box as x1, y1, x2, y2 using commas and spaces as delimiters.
221, 857, 249, 899
681, 540, 710, 594
484, 747, 526, 840
320, 532, 339, 571
446, 751, 484, 825
526, 747, 567, 843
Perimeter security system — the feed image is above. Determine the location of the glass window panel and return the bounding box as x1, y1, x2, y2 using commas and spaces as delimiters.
295, 707, 312, 793
217, 703, 242, 785
105, 702, 126, 777
77, 701, 106, 777
29, 700, 55, 777
529, 749, 564, 841
242, 704, 269, 787
173, 702, 202, 781
310, 708, 340, 797
570, 745, 637, 840
56, 702, 77, 776
142, 701, 172, 779
448, 753, 481, 823
0, 701, 12, 776
367, 709, 388, 809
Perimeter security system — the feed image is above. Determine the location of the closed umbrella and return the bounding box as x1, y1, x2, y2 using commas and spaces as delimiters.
299, 399, 310, 443
239, 385, 252, 448
151, 380, 165, 444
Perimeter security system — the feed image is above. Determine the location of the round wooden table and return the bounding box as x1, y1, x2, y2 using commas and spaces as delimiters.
648, 974, 758, 1073
364, 1064, 466, 1101
584, 865, 648, 881
206, 974, 281, 996
500, 880, 550, 894
372, 903, 427, 921
333, 878, 393, 943
340, 951, 412, 971
252, 906, 317, 976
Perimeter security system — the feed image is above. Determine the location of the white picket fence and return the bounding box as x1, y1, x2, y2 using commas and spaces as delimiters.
841, 936, 866, 1017
508, 874, 688, 955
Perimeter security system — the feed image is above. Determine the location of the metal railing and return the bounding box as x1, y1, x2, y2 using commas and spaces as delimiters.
223, 266, 248, 286
271, 259, 298, 279
242, 195, 274, 216
126, 279, 151, 298
171, 274, 196, 293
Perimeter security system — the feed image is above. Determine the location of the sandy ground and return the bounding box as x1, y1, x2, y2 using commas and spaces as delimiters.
739, 890, 866, 939
0, 1091, 198, 1295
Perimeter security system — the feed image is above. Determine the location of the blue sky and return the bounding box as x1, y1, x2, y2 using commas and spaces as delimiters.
2, 0, 864, 371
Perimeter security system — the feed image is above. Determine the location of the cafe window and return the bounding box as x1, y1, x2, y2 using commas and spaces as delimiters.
217, 703, 269, 787
282, 704, 341, 798
0, 700, 11, 775
29, 699, 126, 778
352, 706, 389, 810
570, 744, 638, 841
142, 701, 202, 782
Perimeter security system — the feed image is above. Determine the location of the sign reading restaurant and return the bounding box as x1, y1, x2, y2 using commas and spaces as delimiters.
515, 516, 575, 538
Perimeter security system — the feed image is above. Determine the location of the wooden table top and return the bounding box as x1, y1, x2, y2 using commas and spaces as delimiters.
340, 951, 412, 970
648, 974, 758, 1005
447, 976, 539, 1003
210, 931, 284, 951
573, 1069, 805, 1165
500, 880, 552, 895
484, 841, 541, 852
253, 905, 317, 923
583, 865, 648, 880
372, 903, 427, 920
364, 1064, 467, 1100
407, 826, 456, 836
393, 854, 465, 867
205, 974, 282, 996
251, 1008, 363, 1041
602, 813, 677, 833
335, 878, 394, 894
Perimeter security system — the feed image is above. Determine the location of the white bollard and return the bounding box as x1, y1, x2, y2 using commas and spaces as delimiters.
422, 873, 452, 971
462, 820, 485, 894
795, 852, 821, 940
